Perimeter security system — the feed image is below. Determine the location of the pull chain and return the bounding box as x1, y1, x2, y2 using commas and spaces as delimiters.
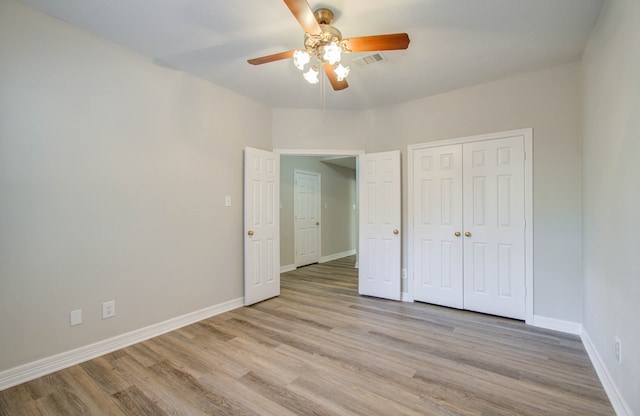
322, 66, 326, 120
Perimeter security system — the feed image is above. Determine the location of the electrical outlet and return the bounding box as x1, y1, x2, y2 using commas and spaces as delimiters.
102, 301, 116, 319
70, 309, 82, 326
614, 337, 622, 364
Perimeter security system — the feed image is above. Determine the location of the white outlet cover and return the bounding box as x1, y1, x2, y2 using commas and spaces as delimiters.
102, 300, 116, 319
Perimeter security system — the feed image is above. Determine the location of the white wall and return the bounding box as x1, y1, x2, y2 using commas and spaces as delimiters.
582, 0, 640, 413
279, 157, 357, 268
0, 0, 272, 371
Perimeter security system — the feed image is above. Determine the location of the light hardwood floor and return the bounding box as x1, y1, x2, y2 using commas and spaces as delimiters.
0, 256, 613, 415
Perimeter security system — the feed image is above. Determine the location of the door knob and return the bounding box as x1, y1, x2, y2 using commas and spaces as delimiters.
465, 231, 472, 237
247, 230, 254, 236
393, 229, 399, 235
316, 222, 320, 226
454, 231, 461, 237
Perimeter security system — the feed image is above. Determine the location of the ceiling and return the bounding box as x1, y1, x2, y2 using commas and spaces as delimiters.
19, 0, 603, 111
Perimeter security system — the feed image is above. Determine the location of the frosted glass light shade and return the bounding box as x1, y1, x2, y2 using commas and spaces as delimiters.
303, 66, 319, 84
323, 42, 342, 65
334, 64, 350, 81
293, 50, 310, 70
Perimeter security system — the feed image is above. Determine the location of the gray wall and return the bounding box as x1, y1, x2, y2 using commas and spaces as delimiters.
280, 156, 357, 268
0, 0, 272, 371
582, 0, 640, 413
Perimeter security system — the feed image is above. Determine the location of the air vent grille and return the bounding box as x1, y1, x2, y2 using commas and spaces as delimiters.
353, 52, 387, 68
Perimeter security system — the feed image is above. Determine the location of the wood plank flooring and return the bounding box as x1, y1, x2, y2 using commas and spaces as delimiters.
0, 256, 613, 415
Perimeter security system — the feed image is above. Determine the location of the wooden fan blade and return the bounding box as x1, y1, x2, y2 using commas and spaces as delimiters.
284, 0, 322, 34
343, 33, 410, 52
248, 50, 295, 65
324, 63, 348, 91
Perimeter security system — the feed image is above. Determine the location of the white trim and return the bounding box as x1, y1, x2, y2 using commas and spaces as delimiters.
581, 330, 632, 416
319, 249, 356, 263
275, 149, 365, 156
407, 128, 534, 324
523, 129, 534, 325
532, 315, 582, 335
401, 292, 413, 302
0, 297, 243, 391
280, 264, 296, 273
407, 128, 532, 150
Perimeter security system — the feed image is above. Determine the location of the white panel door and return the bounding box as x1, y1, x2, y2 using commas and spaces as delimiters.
412, 145, 464, 308
462, 137, 526, 319
294, 170, 321, 267
244, 147, 280, 306
359, 151, 401, 301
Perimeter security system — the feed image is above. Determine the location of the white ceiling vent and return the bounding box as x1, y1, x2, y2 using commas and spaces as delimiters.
353, 52, 387, 69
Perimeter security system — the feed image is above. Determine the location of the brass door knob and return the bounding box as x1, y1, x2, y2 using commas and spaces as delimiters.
316, 222, 320, 226
465, 231, 472, 237
247, 230, 254, 236
454, 231, 461, 237
393, 229, 399, 235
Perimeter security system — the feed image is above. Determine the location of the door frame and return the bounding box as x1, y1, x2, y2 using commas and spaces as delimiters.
276, 149, 365, 270
294, 169, 322, 267
407, 128, 534, 324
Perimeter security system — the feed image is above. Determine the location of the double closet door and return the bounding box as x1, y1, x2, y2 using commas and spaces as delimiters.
412, 136, 526, 320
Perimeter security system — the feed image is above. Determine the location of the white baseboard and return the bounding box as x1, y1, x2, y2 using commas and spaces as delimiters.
280, 264, 296, 273
401, 292, 413, 302
0, 297, 244, 392
532, 315, 583, 335
319, 249, 356, 264
581, 330, 632, 416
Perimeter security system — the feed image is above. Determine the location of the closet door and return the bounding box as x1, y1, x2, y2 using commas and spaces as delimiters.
412, 145, 464, 308
462, 137, 526, 320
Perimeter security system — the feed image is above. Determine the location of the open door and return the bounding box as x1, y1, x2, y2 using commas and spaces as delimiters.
244, 147, 280, 306
358, 151, 401, 300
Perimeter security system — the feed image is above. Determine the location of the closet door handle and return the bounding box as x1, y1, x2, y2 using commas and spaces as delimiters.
454, 231, 461, 237
465, 231, 472, 237
247, 230, 254, 236
393, 229, 399, 235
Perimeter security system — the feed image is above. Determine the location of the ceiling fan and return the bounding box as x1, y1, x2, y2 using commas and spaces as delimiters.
247, 0, 410, 91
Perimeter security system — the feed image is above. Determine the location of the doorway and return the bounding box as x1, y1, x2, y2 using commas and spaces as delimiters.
279, 153, 359, 272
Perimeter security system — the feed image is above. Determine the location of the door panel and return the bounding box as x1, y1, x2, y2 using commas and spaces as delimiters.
244, 147, 280, 306
359, 151, 401, 300
295, 170, 321, 267
462, 137, 525, 319
412, 145, 464, 308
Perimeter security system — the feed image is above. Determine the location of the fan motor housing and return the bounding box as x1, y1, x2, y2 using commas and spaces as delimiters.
314, 8, 334, 25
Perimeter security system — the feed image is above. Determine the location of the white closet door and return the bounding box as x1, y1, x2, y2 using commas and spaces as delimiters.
412, 145, 464, 308
462, 137, 526, 320
359, 151, 401, 301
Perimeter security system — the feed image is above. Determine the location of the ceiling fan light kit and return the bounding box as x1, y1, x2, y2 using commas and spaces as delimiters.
248, 0, 410, 91
294, 11, 350, 84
